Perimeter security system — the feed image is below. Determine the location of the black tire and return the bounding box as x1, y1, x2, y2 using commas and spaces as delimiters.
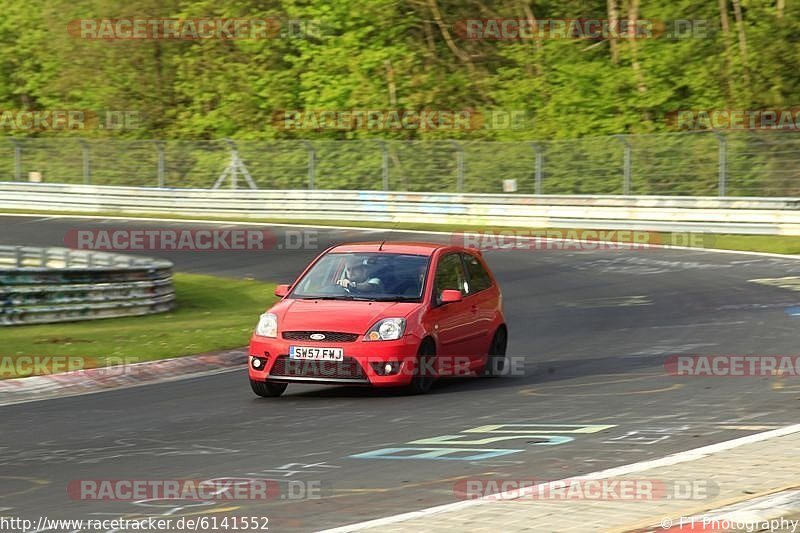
404, 339, 436, 395
250, 379, 288, 398
483, 326, 508, 377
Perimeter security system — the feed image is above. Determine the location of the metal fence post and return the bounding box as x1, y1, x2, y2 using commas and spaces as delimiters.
451, 141, 464, 193
304, 141, 316, 190
616, 135, 632, 195
380, 141, 389, 191
155, 141, 165, 188
715, 132, 727, 197
13, 140, 21, 182
530, 142, 543, 194
80, 140, 91, 185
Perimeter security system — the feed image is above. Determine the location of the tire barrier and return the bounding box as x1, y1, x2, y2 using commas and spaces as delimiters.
0, 245, 175, 326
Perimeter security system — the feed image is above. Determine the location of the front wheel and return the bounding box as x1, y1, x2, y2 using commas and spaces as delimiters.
404, 340, 436, 395
250, 379, 287, 398
483, 326, 508, 377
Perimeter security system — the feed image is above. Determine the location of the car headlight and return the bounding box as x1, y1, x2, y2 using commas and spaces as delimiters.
364, 318, 406, 341
255, 312, 278, 338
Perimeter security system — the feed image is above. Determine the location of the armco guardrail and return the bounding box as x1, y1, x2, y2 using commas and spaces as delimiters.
0, 245, 175, 326
2, 182, 800, 235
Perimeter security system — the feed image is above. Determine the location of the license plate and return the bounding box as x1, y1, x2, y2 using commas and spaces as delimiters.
289, 346, 344, 361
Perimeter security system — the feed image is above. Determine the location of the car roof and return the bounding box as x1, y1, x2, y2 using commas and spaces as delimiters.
328, 241, 450, 256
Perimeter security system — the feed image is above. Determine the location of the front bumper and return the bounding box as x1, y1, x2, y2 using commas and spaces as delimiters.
248, 334, 421, 387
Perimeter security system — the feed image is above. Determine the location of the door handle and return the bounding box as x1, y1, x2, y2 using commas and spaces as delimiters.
470, 305, 478, 313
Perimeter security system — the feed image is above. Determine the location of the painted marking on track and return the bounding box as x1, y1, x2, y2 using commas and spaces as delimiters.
785, 306, 800, 316
772, 380, 800, 393
556, 295, 652, 309
0, 476, 50, 498
602, 432, 671, 445
350, 424, 614, 461
408, 434, 573, 446
327, 474, 496, 494
750, 276, 800, 291
349, 447, 523, 461
717, 425, 784, 430
518, 373, 682, 397
519, 373, 664, 393
462, 424, 615, 435
627, 344, 717, 356
521, 383, 684, 397
620, 320, 746, 331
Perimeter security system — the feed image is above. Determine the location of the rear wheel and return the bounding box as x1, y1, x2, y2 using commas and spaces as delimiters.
250, 379, 287, 398
405, 339, 436, 395
484, 326, 508, 377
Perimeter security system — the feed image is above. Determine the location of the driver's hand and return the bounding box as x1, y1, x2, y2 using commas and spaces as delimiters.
336, 279, 353, 289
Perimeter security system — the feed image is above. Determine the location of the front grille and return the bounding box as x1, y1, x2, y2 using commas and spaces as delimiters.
269, 355, 367, 380
282, 331, 359, 342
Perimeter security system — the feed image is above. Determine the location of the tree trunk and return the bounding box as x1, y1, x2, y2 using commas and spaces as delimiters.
385, 60, 398, 106
627, 0, 646, 93
518, 0, 544, 76
731, 0, 751, 98
607, 0, 620, 64
718, 0, 735, 102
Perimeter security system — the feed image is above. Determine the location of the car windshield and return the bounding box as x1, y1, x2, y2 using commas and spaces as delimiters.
290, 252, 430, 301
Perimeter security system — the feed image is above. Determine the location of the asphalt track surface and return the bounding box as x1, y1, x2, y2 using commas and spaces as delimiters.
2, 215, 800, 532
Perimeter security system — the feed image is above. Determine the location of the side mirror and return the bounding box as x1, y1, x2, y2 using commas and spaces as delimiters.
440, 289, 463, 304
274, 284, 290, 298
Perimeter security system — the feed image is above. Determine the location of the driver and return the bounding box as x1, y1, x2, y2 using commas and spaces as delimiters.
336, 256, 383, 293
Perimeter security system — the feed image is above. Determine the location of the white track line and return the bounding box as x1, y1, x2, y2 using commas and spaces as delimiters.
319, 423, 800, 532
2, 212, 800, 260
0, 366, 242, 408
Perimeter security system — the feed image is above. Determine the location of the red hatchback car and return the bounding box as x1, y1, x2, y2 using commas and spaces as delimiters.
248, 242, 507, 396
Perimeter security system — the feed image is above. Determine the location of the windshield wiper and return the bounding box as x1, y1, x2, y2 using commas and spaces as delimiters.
295, 294, 418, 302
295, 295, 371, 301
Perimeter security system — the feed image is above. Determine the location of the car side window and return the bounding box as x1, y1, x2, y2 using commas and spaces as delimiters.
434, 253, 467, 304
462, 253, 492, 294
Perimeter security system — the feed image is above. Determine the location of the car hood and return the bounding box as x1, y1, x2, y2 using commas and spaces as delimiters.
273, 299, 420, 333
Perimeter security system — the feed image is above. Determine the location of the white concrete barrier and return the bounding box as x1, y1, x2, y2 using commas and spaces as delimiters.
2, 182, 800, 235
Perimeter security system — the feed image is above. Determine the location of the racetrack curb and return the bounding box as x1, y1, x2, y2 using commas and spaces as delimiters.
321, 424, 800, 532
0, 347, 247, 406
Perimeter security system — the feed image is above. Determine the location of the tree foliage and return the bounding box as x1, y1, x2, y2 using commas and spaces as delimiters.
0, 0, 797, 140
